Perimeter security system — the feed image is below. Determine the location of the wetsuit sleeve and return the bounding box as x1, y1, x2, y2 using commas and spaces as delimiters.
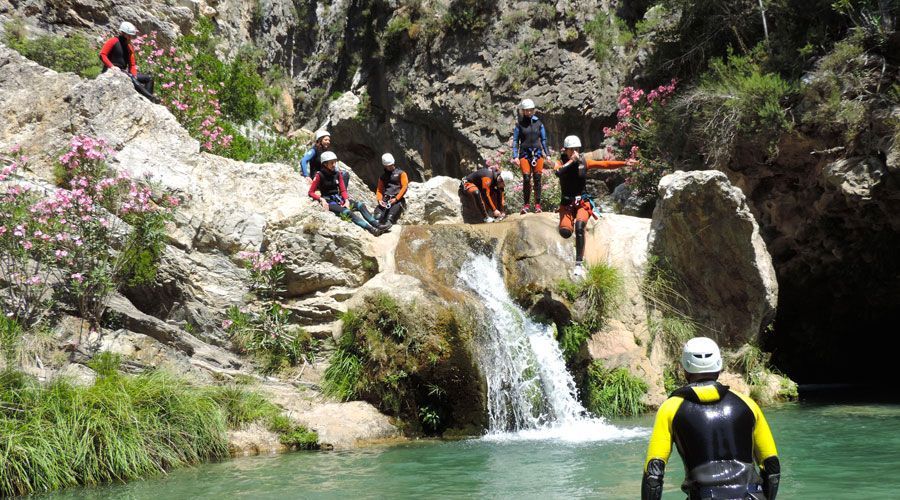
376, 178, 385, 202
299, 149, 315, 177
338, 172, 349, 202
308, 173, 321, 201
642, 396, 684, 500
128, 42, 137, 76
585, 159, 627, 170
732, 392, 778, 462
99, 38, 117, 69
555, 159, 580, 176
395, 171, 409, 202
481, 178, 499, 212
645, 396, 683, 468
733, 391, 780, 498
512, 124, 520, 159
540, 123, 548, 155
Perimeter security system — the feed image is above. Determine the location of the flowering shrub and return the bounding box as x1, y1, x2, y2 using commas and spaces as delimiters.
1, 137, 176, 329
1, 148, 58, 326
603, 79, 678, 198
236, 250, 285, 301
132, 33, 233, 153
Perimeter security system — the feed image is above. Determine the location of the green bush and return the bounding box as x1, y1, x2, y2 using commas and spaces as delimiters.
444, 0, 494, 33
557, 322, 590, 365
584, 12, 631, 63
323, 293, 475, 433
3, 21, 102, 78
584, 361, 648, 417
681, 48, 794, 168
0, 315, 23, 369
220, 48, 267, 123
226, 304, 315, 374
0, 367, 229, 496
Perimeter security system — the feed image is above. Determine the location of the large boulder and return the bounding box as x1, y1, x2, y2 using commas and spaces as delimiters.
648, 171, 778, 347
403, 176, 464, 225
295, 401, 401, 450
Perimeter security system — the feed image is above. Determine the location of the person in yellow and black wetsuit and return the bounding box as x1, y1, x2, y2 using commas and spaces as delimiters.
374, 153, 409, 230
642, 337, 781, 500
512, 98, 549, 214
461, 167, 512, 223
552, 135, 630, 277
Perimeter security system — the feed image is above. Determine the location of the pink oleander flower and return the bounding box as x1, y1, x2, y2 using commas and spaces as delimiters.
222, 319, 233, 329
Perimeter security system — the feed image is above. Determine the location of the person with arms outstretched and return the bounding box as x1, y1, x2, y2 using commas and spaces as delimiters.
552, 135, 629, 277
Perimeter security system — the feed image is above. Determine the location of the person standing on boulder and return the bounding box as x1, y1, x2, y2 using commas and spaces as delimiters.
552, 135, 629, 277
642, 337, 781, 500
461, 167, 512, 223
99, 21, 158, 103
308, 151, 385, 236
512, 98, 549, 214
374, 153, 409, 230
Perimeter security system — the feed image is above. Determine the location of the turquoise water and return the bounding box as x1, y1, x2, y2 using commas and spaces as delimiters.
47, 401, 900, 499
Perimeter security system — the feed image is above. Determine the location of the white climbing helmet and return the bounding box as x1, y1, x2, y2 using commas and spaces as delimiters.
315, 130, 331, 142
520, 98, 536, 110
499, 170, 514, 183
381, 153, 395, 166
320, 151, 338, 163
119, 21, 138, 36
563, 135, 582, 149
681, 337, 723, 374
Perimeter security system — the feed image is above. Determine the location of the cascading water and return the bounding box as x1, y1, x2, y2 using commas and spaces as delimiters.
458, 254, 646, 442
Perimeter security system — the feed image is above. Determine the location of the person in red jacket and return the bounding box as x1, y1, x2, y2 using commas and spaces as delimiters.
99, 21, 157, 103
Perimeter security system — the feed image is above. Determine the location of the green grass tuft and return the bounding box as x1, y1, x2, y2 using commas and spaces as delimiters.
0, 368, 228, 496
584, 361, 648, 418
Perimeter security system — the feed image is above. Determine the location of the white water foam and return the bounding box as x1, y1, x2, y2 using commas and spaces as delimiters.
457, 254, 648, 443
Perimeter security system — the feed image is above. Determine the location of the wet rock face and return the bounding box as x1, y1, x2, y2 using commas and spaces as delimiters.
649, 171, 778, 347
729, 146, 900, 383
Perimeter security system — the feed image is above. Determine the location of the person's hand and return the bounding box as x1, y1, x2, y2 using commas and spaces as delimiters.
319, 199, 329, 210
379, 199, 388, 208
341, 199, 349, 208
571, 151, 581, 161
493, 209, 502, 218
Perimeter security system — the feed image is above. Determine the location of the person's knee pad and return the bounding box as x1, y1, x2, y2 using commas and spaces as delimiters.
574, 220, 586, 237
522, 173, 531, 183
559, 228, 573, 238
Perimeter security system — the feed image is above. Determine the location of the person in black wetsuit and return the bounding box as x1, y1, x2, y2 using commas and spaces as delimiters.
642, 337, 781, 500
512, 98, 549, 214
98, 21, 157, 103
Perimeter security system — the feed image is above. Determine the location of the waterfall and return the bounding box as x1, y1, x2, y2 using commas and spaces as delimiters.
458, 254, 646, 442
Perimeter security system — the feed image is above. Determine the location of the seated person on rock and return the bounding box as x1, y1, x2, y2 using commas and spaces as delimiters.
552, 135, 631, 277
374, 153, 409, 230
300, 129, 351, 186
308, 151, 386, 236
99, 21, 158, 103
642, 337, 781, 500
461, 167, 512, 223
